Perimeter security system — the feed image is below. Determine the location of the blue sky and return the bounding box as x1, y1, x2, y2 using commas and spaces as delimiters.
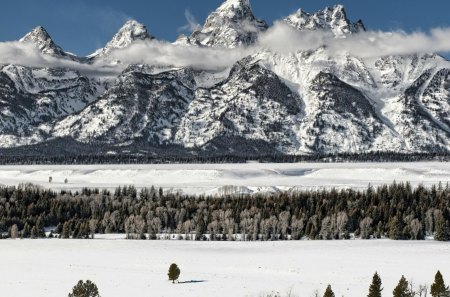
1, 0, 450, 56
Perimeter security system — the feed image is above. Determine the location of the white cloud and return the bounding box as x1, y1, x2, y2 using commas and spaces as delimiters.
258, 22, 450, 58
3, 22, 450, 75
109, 40, 251, 71
0, 42, 122, 77
178, 9, 201, 33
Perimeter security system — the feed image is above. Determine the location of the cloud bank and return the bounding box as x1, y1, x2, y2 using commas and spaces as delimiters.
2, 23, 450, 73
259, 22, 450, 58
0, 42, 123, 77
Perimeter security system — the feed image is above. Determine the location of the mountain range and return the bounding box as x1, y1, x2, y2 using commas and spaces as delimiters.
1, 0, 450, 157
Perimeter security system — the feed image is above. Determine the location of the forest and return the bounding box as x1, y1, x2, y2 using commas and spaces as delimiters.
0, 181, 449, 241
0, 151, 449, 165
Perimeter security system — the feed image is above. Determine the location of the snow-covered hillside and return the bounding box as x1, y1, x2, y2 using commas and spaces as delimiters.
0, 239, 449, 297
2, 0, 450, 156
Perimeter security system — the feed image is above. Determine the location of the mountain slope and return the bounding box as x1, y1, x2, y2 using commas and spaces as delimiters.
175, 57, 304, 153
0, 65, 104, 146
52, 66, 195, 144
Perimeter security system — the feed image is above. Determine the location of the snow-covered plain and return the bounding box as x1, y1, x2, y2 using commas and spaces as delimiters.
0, 162, 449, 194
1, 239, 449, 297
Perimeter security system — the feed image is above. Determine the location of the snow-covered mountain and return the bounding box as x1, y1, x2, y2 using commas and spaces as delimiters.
1, 0, 450, 156
176, 0, 268, 48
284, 5, 365, 37
89, 20, 154, 59
19, 26, 77, 59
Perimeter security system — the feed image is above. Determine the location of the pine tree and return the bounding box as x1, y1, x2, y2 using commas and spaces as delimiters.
168, 263, 181, 284
323, 285, 335, 297
389, 216, 404, 240
431, 271, 450, 297
68, 280, 100, 297
30, 226, 38, 239
62, 222, 71, 239
393, 275, 413, 297
22, 223, 31, 238
435, 219, 450, 241
368, 272, 383, 297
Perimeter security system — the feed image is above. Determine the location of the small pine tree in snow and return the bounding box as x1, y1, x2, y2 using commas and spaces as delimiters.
368, 272, 383, 297
168, 263, 180, 284
431, 271, 450, 297
393, 275, 413, 297
68, 280, 100, 297
323, 285, 335, 297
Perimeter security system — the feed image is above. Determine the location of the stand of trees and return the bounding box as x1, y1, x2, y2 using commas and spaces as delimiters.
0, 151, 449, 165
0, 182, 449, 241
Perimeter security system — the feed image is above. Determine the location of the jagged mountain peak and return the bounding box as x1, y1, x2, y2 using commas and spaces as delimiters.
19, 26, 67, 57
182, 0, 267, 48
90, 19, 154, 58
215, 0, 252, 17
285, 4, 365, 37
21, 26, 51, 41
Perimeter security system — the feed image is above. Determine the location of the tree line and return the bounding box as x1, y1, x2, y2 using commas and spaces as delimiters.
0, 182, 449, 241
0, 151, 449, 165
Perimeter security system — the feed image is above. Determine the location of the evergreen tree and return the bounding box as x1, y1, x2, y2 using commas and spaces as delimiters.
389, 216, 404, 240
368, 272, 383, 297
431, 271, 450, 297
68, 280, 100, 297
62, 222, 71, 239
323, 285, 335, 297
30, 226, 38, 239
393, 275, 413, 297
435, 219, 450, 241
168, 263, 181, 284
22, 223, 31, 238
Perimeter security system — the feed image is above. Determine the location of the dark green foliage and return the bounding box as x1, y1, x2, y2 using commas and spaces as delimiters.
168, 263, 181, 283
62, 222, 71, 239
368, 272, 383, 297
435, 219, 450, 241
323, 285, 335, 297
393, 276, 413, 297
389, 216, 405, 240
0, 150, 449, 165
431, 271, 450, 297
68, 280, 100, 297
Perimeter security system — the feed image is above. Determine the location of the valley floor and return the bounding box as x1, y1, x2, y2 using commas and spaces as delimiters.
1, 239, 449, 297
0, 162, 449, 195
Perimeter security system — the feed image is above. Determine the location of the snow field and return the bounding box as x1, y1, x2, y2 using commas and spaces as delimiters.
0, 162, 449, 195
0, 239, 449, 297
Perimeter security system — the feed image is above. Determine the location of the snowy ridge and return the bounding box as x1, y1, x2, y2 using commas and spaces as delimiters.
284, 5, 365, 37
